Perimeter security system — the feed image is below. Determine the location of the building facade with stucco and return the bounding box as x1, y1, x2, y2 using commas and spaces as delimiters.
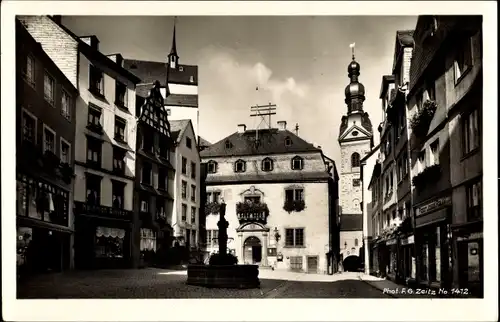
201, 122, 339, 274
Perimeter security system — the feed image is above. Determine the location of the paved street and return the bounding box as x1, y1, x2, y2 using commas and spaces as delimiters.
17, 268, 392, 299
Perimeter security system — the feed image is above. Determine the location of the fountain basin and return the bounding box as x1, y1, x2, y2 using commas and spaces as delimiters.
187, 264, 260, 289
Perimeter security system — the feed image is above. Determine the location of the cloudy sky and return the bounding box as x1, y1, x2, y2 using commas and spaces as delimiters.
62, 15, 417, 162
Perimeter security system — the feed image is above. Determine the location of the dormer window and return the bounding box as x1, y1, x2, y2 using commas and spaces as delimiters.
234, 159, 246, 173
291, 156, 304, 170
262, 158, 274, 172
179, 66, 184, 72
207, 160, 217, 174
285, 137, 292, 147
225, 140, 233, 149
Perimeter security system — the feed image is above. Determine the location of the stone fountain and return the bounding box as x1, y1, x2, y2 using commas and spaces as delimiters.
186, 202, 260, 288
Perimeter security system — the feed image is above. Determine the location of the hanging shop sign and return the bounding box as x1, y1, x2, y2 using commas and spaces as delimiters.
457, 231, 483, 242
417, 196, 452, 217
400, 235, 415, 245
386, 239, 397, 246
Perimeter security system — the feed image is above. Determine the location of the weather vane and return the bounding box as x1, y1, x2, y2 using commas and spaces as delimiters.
350, 42, 356, 60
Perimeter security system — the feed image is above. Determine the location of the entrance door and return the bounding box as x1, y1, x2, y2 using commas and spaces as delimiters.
458, 239, 483, 296
243, 236, 262, 264
252, 246, 262, 263
307, 256, 318, 274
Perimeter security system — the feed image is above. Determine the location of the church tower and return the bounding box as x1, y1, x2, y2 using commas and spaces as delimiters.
337, 47, 373, 269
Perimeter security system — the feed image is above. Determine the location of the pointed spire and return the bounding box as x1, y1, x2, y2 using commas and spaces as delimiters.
170, 16, 178, 57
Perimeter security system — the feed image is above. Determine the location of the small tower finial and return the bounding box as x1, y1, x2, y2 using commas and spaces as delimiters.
349, 42, 356, 60
168, 16, 179, 69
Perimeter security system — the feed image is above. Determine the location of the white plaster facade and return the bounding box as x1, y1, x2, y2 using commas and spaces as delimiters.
202, 148, 332, 274
171, 121, 201, 246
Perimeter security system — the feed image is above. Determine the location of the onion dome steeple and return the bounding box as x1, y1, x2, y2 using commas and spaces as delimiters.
344, 43, 366, 114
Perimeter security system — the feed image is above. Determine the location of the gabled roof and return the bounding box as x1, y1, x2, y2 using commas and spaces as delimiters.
198, 136, 212, 147
360, 144, 380, 163
368, 162, 382, 190
123, 59, 198, 87
379, 75, 395, 99
169, 119, 191, 143
392, 30, 415, 74
45, 16, 141, 84
338, 124, 372, 141
200, 128, 321, 158
16, 20, 78, 95
340, 214, 363, 231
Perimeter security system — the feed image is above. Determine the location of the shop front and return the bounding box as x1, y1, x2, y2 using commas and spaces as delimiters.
386, 238, 398, 282
399, 234, 417, 285
414, 195, 452, 289
16, 172, 73, 276
451, 221, 483, 297
74, 201, 133, 269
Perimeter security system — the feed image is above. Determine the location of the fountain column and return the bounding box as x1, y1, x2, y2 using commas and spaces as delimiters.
217, 203, 228, 255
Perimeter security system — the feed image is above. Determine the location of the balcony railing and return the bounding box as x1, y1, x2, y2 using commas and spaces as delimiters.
74, 201, 133, 220
236, 202, 269, 224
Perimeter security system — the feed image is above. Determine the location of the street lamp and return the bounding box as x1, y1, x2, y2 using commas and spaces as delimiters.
274, 227, 281, 243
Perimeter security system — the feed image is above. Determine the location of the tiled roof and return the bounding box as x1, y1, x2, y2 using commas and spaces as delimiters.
206, 171, 330, 185
360, 144, 380, 163
44, 17, 141, 84
123, 59, 198, 86
200, 128, 321, 158
392, 30, 414, 74
16, 20, 78, 95
169, 119, 190, 143
198, 136, 212, 147
340, 214, 363, 231
408, 16, 480, 95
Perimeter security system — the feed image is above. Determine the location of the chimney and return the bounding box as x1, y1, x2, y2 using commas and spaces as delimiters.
294, 123, 299, 136
277, 120, 287, 131
237, 124, 246, 133
79, 35, 100, 51
107, 53, 124, 67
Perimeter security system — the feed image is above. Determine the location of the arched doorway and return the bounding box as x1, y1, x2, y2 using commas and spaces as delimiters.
343, 255, 362, 272
243, 236, 262, 264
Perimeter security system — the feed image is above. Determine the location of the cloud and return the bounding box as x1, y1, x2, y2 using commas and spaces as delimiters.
201, 47, 308, 104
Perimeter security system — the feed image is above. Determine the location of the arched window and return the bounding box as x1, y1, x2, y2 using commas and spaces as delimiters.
291, 156, 304, 170
351, 152, 360, 168
207, 160, 218, 174
354, 238, 359, 247
261, 157, 274, 172
234, 159, 246, 173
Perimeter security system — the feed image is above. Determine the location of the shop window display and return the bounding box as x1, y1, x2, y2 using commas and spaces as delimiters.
17, 174, 69, 226
95, 227, 125, 258
140, 228, 157, 251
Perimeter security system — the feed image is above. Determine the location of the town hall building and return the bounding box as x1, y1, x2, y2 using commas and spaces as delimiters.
200, 121, 339, 274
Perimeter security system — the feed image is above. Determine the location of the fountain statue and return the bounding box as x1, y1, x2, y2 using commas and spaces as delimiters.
186, 202, 260, 288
